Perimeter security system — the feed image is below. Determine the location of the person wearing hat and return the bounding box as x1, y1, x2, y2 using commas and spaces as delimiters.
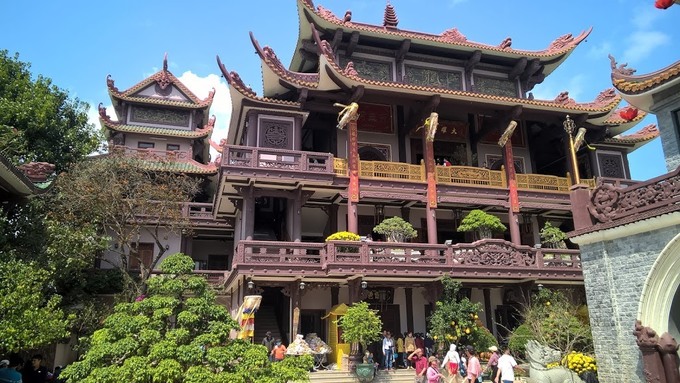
0, 355, 23, 383
464, 346, 481, 383
485, 345, 500, 383
440, 344, 461, 383
426, 356, 445, 383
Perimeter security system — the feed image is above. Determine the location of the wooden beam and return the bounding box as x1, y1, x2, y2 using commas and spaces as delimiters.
465, 50, 482, 73
520, 59, 542, 81
508, 57, 528, 80
347, 85, 365, 104
297, 88, 309, 108
297, 47, 318, 62
324, 66, 352, 92
395, 39, 411, 63
331, 28, 343, 51
346, 31, 360, 57
301, 40, 319, 55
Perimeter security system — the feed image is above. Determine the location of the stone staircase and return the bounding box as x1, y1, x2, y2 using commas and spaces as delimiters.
306, 369, 417, 383
253, 305, 283, 344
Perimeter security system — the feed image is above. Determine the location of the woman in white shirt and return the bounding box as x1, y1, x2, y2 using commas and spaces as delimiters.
440, 344, 462, 383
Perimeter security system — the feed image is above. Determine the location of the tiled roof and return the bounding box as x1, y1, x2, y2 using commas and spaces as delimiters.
216, 55, 302, 107
300, 0, 591, 60
602, 106, 647, 125
317, 39, 621, 114
107, 54, 214, 109
251, 32, 320, 89
610, 56, 680, 94
137, 159, 218, 175
100, 115, 215, 139
604, 124, 659, 145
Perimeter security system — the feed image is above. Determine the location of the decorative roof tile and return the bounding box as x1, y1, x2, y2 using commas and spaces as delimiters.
603, 106, 647, 125
604, 124, 659, 145
250, 32, 320, 89
317, 39, 621, 114
216, 55, 302, 107
301, 0, 591, 59
99, 104, 215, 139
610, 55, 680, 94
107, 54, 214, 109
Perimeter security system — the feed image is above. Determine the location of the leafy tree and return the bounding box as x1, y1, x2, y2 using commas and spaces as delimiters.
60, 253, 312, 383
373, 216, 417, 242
0, 50, 101, 172
50, 152, 201, 295
456, 209, 507, 240
539, 222, 567, 248
0, 258, 71, 353
428, 277, 486, 351
337, 302, 383, 354
520, 288, 593, 354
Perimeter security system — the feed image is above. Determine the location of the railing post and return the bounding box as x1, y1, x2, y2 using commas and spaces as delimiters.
445, 246, 454, 266
360, 242, 369, 264
300, 152, 308, 171
535, 248, 544, 268
236, 243, 245, 263
251, 148, 258, 168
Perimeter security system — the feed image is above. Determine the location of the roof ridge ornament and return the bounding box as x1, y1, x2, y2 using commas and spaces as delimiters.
608, 54, 637, 76
383, 2, 398, 28
344, 61, 359, 77
554, 91, 575, 105
163, 52, 168, 72
498, 37, 512, 49
440, 28, 467, 43
106, 74, 119, 93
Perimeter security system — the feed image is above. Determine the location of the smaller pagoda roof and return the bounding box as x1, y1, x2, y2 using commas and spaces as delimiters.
137, 159, 218, 175
610, 55, 680, 112
602, 106, 648, 135
294, 0, 591, 76
107, 54, 215, 110
106, 146, 218, 175
0, 154, 53, 197
217, 55, 308, 146
99, 104, 215, 139
600, 124, 659, 152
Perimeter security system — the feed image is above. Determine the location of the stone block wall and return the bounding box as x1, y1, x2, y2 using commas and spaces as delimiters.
578, 224, 680, 383
651, 86, 680, 172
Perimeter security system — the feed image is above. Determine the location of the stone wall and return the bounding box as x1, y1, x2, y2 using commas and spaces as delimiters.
578, 224, 680, 383
651, 85, 680, 172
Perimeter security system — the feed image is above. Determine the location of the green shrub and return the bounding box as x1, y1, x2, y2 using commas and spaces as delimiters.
457, 210, 506, 240
373, 217, 417, 242
508, 323, 532, 358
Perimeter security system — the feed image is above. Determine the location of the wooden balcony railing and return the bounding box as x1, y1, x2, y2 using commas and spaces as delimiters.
517, 173, 571, 192
113, 145, 192, 161
230, 239, 582, 280
359, 161, 425, 182
222, 145, 334, 173
183, 202, 215, 220
436, 166, 505, 187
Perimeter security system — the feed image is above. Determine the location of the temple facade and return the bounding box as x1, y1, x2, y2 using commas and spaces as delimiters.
97, 1, 660, 351
209, 0, 657, 346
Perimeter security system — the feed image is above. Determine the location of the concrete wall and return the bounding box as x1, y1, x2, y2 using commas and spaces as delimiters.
101, 227, 182, 269
576, 223, 680, 383
651, 87, 680, 172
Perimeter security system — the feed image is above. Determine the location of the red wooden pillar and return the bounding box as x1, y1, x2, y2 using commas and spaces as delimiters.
503, 141, 521, 245
347, 117, 360, 234
423, 113, 438, 244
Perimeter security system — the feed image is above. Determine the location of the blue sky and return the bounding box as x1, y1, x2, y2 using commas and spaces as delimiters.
1, 0, 678, 180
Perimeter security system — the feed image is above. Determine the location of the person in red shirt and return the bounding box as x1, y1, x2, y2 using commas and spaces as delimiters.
408, 348, 428, 383
271, 340, 287, 362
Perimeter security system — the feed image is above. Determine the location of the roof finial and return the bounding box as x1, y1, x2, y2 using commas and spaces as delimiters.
163, 52, 168, 72
383, 1, 398, 28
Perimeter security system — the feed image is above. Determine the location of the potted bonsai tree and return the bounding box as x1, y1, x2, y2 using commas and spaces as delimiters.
539, 222, 567, 249
456, 209, 507, 241
337, 301, 383, 382
373, 216, 417, 243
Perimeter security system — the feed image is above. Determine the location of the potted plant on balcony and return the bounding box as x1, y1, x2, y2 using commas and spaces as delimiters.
373, 216, 417, 243
326, 231, 361, 253
539, 222, 567, 249
456, 209, 507, 240
337, 301, 383, 382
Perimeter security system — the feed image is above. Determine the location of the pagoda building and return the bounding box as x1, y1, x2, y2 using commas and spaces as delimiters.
213, 1, 658, 348
98, 55, 232, 273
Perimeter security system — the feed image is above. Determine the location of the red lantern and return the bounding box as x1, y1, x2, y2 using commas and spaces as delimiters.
619, 107, 639, 121
655, 0, 674, 9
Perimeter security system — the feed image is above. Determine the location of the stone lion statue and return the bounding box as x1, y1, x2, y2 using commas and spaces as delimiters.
524, 340, 584, 383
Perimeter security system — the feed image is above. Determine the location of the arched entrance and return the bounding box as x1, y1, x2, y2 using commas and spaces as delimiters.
638, 231, 680, 340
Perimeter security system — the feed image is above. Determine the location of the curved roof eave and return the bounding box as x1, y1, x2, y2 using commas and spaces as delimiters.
317, 51, 620, 117
292, 0, 591, 76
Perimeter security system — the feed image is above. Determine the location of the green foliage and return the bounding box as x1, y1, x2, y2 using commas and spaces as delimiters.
50, 153, 200, 296
373, 216, 417, 242
337, 301, 383, 350
428, 277, 485, 349
521, 288, 593, 354
508, 323, 532, 357
539, 222, 567, 248
0, 50, 101, 172
456, 210, 507, 240
467, 325, 496, 352
325, 231, 361, 242
0, 259, 71, 353
61, 253, 311, 383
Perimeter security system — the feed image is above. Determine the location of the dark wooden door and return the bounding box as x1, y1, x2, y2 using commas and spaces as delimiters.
129, 243, 154, 270
373, 304, 401, 335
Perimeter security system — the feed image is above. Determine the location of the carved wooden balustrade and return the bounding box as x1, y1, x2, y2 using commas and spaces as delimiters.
222, 145, 334, 173
517, 173, 571, 192
114, 145, 192, 161
588, 166, 680, 224
436, 166, 505, 187
230, 239, 582, 280
183, 202, 215, 220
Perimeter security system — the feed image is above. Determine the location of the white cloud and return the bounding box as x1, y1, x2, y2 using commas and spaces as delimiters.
622, 30, 670, 63
587, 41, 612, 60
631, 5, 662, 30
531, 74, 587, 102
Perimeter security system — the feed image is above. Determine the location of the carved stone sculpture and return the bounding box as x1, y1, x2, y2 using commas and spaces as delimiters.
525, 340, 584, 383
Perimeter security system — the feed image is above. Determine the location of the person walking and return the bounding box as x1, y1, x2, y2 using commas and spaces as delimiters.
408, 348, 428, 383
441, 344, 461, 383
0, 355, 23, 383
485, 346, 500, 382
494, 346, 519, 383
396, 333, 405, 368
262, 331, 275, 361
426, 356, 445, 383
464, 346, 482, 383
271, 340, 287, 362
